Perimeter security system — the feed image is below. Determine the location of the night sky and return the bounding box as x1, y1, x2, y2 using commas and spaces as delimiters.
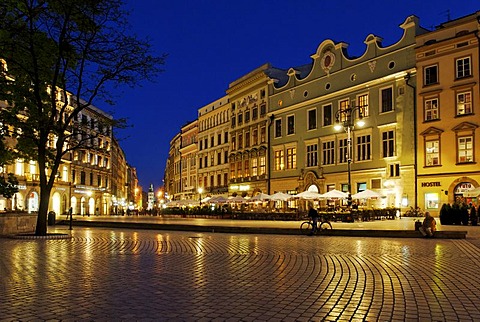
105, 1, 479, 191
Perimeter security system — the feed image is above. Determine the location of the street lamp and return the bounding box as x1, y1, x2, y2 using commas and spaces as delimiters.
198, 187, 203, 206
334, 102, 366, 209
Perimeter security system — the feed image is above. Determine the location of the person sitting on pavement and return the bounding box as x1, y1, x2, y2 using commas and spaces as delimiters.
308, 205, 319, 235
419, 211, 436, 237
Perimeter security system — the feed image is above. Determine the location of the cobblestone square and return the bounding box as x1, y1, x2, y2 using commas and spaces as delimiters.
1, 227, 480, 321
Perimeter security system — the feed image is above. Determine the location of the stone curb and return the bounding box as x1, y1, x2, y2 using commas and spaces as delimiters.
57, 220, 467, 239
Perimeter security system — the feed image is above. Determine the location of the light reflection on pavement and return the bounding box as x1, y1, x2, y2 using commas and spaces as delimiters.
1, 227, 480, 321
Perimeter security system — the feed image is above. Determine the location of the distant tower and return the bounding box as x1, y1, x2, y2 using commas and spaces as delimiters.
147, 184, 155, 210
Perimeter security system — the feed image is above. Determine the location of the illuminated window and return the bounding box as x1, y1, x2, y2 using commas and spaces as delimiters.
425, 140, 439, 166
357, 93, 369, 117
252, 158, 258, 176
458, 136, 473, 163
236, 161, 242, 178
456, 91, 472, 115
244, 159, 250, 177
425, 193, 439, 209
274, 150, 284, 171
286, 147, 296, 169
259, 156, 266, 175
338, 99, 349, 122
424, 98, 439, 121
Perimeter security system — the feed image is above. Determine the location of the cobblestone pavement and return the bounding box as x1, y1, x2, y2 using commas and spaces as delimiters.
1, 227, 480, 321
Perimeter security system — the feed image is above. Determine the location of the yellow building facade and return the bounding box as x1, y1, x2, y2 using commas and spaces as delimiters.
416, 12, 480, 214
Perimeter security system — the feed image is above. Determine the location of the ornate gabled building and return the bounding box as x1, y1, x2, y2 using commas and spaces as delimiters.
197, 96, 230, 198
227, 64, 271, 197
415, 11, 480, 214
266, 16, 428, 210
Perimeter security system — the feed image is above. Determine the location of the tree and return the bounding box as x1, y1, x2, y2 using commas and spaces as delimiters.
0, 0, 166, 235
0, 173, 19, 201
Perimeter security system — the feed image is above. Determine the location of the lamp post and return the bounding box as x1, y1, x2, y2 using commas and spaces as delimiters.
198, 187, 203, 206
334, 102, 366, 209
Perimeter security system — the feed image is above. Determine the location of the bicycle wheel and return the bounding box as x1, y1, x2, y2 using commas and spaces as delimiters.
300, 221, 313, 235
319, 221, 332, 231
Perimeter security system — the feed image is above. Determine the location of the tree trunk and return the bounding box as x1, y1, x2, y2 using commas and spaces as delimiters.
35, 186, 52, 235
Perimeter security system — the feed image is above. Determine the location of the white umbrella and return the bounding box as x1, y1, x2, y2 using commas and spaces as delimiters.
270, 192, 293, 201
320, 189, 348, 199
249, 193, 271, 201
209, 195, 228, 204
227, 196, 246, 203
352, 189, 383, 199
294, 191, 323, 200
201, 196, 212, 203
464, 187, 480, 197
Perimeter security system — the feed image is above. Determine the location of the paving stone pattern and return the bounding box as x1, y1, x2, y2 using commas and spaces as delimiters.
1, 227, 480, 321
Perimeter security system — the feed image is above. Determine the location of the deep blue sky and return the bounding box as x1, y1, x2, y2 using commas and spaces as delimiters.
108, 1, 479, 191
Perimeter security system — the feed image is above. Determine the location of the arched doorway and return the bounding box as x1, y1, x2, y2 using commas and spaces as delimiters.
71, 196, 77, 214
27, 191, 38, 213
88, 197, 95, 215
80, 197, 86, 215
52, 192, 61, 215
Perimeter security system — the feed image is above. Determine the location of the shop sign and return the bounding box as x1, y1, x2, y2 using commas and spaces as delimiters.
454, 182, 474, 194
230, 184, 250, 192
421, 182, 441, 187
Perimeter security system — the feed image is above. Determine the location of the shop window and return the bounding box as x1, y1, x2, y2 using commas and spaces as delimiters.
425, 193, 439, 209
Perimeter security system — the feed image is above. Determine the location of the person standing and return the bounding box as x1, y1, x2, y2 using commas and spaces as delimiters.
308, 205, 319, 236
419, 211, 436, 237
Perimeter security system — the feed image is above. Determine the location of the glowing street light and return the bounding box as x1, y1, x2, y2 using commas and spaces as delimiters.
198, 187, 203, 206
334, 102, 367, 208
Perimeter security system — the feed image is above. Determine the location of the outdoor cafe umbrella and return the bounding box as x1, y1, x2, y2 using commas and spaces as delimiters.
352, 189, 383, 199
270, 192, 293, 201
249, 193, 271, 201
294, 191, 323, 200
227, 196, 246, 203
320, 189, 348, 199
208, 195, 228, 204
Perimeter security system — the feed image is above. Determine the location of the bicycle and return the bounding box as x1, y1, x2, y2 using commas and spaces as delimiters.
300, 216, 333, 235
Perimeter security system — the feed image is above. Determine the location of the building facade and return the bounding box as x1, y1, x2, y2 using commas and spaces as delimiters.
266, 16, 427, 210
179, 120, 198, 200
416, 11, 480, 214
197, 96, 230, 198
70, 105, 114, 216
227, 64, 271, 197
